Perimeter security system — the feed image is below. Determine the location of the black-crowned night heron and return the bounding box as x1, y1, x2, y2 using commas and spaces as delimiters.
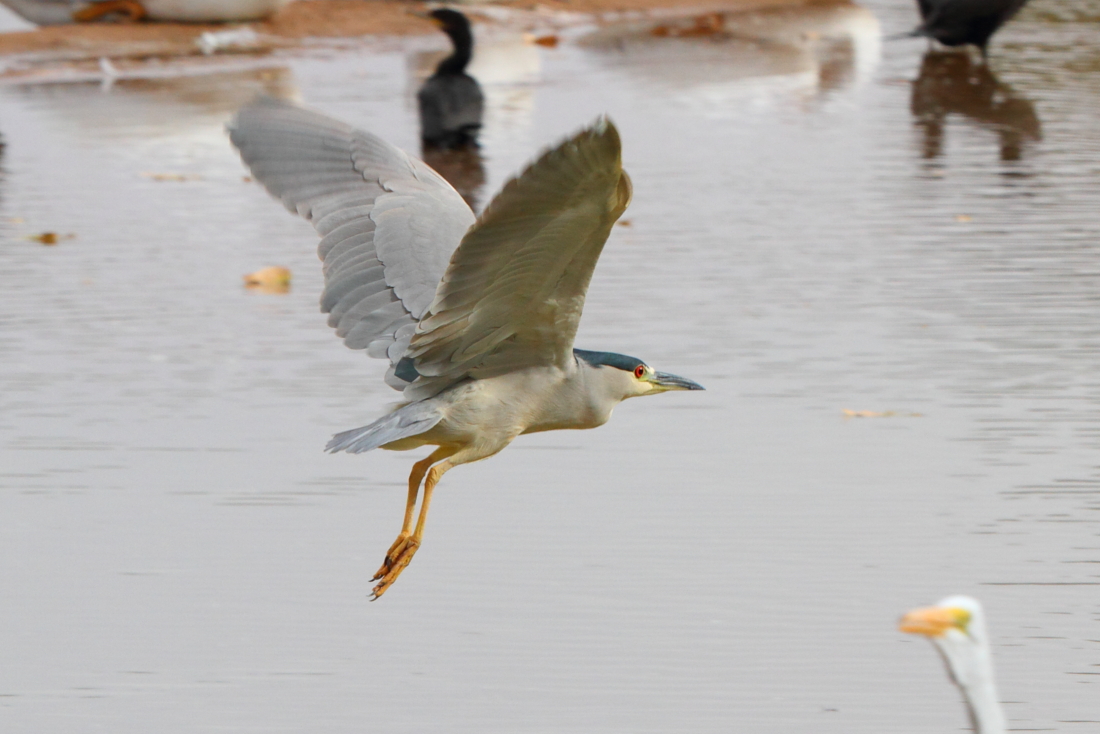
418, 8, 483, 150
229, 98, 703, 598
900, 596, 1006, 734
902, 0, 1031, 58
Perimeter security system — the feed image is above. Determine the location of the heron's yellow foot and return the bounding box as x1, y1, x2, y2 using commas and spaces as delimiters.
370, 536, 420, 600
373, 532, 411, 579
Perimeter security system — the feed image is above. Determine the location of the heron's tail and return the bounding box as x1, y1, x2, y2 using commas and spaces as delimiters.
326, 402, 443, 454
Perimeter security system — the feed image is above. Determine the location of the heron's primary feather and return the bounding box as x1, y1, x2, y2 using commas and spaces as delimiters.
228, 98, 476, 387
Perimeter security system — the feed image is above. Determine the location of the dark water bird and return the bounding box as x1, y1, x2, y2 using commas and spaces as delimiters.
902, 0, 1031, 58
418, 8, 484, 150
911, 50, 1041, 161
230, 98, 703, 599
900, 596, 1006, 734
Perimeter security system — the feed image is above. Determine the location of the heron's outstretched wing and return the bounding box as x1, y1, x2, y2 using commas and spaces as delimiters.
228, 97, 476, 389
403, 118, 632, 400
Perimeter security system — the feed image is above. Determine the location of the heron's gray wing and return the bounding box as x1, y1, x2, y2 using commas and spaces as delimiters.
228, 97, 476, 390
402, 118, 631, 400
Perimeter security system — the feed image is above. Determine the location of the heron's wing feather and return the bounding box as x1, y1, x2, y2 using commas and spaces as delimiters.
228, 97, 476, 390
403, 118, 631, 399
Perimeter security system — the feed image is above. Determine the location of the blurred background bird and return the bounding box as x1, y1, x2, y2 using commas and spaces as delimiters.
900, 595, 1006, 734
0, 0, 290, 23
901, 0, 1031, 59
230, 98, 703, 599
418, 8, 484, 150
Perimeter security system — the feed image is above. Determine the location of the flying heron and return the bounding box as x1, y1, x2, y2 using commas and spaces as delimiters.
900, 595, 1006, 734
229, 98, 703, 598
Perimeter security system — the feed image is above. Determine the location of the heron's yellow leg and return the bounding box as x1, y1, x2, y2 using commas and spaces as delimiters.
373, 454, 435, 578
371, 458, 454, 600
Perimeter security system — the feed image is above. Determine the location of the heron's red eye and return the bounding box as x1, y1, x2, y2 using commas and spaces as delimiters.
634, 365, 645, 379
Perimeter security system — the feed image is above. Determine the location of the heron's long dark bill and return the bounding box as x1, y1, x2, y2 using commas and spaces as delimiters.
652, 372, 705, 391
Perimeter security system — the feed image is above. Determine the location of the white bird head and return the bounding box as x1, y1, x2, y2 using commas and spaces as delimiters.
899, 595, 1006, 734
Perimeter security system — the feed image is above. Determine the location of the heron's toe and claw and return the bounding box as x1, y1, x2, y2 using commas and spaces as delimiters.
370, 533, 421, 599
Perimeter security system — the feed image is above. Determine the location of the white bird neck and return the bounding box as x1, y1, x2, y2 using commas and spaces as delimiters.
936, 635, 1006, 734
959, 668, 1006, 734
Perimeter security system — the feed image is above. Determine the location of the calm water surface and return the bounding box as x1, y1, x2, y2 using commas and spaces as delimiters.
1, 1, 1099, 731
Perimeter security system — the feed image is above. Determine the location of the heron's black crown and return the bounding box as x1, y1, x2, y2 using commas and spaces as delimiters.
395, 350, 643, 385
574, 349, 644, 372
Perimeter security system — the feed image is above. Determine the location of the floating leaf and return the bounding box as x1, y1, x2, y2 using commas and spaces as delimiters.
244, 266, 292, 294
141, 172, 201, 182
842, 409, 923, 418
27, 232, 75, 245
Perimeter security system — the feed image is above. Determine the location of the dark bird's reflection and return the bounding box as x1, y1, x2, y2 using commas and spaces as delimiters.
420, 144, 485, 212
911, 51, 1041, 162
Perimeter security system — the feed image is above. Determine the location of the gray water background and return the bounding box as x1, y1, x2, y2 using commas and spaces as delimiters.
1, 1, 1099, 731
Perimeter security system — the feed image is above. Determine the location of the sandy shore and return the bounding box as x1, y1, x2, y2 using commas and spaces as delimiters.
0, 0, 834, 62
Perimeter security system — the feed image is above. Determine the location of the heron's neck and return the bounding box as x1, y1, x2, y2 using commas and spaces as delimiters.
959, 674, 1006, 734
940, 641, 1005, 734
436, 28, 473, 75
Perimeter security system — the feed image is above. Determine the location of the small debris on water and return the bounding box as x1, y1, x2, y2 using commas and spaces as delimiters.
842, 409, 924, 419
141, 172, 202, 182
651, 13, 726, 38
524, 33, 560, 47
244, 266, 292, 293
197, 28, 263, 56
28, 232, 75, 245
955, 214, 972, 222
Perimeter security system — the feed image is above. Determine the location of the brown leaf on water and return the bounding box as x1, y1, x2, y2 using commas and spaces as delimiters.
244, 266, 292, 294
617, 219, 632, 227
141, 171, 201, 182
523, 33, 559, 47
28, 231, 76, 245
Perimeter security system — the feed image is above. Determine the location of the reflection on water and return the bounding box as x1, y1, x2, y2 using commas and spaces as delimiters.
911, 50, 1041, 161
4, 65, 297, 138
420, 144, 486, 211
2, 2, 1100, 732
580, 3, 881, 99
